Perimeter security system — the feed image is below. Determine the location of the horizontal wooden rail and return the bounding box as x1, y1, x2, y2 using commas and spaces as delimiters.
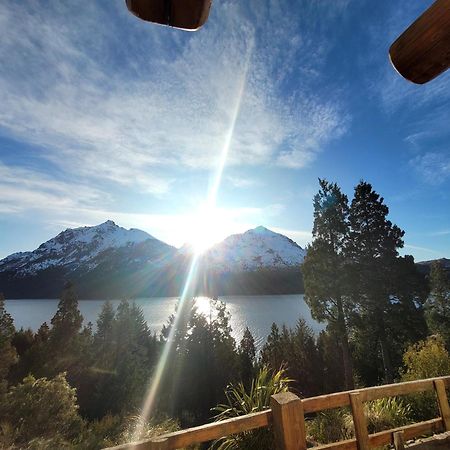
314, 418, 444, 450
106, 410, 271, 450
303, 376, 450, 413
105, 375, 450, 450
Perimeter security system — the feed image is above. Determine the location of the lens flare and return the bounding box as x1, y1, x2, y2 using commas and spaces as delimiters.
131, 43, 252, 443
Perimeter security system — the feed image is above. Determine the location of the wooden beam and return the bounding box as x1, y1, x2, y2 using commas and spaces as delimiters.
303, 376, 450, 413
434, 379, 450, 431
393, 430, 405, 450
349, 393, 369, 450
270, 392, 307, 450
389, 0, 450, 84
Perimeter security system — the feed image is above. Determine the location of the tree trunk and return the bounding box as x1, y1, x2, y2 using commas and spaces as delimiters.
337, 300, 354, 390
379, 328, 394, 383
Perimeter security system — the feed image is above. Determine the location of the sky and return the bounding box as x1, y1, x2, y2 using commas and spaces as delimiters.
0, 0, 449, 261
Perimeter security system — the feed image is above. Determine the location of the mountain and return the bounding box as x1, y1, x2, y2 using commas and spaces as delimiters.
0, 221, 178, 298
416, 258, 450, 277
203, 226, 306, 271
0, 220, 173, 276
0, 222, 306, 298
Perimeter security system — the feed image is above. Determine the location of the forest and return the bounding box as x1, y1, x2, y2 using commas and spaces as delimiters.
0, 180, 449, 449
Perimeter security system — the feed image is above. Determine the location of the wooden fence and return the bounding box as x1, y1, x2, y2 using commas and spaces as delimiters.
106, 375, 450, 450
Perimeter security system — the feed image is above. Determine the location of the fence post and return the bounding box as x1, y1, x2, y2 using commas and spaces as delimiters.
270, 392, 306, 450
434, 379, 450, 431
393, 430, 405, 450
349, 392, 370, 450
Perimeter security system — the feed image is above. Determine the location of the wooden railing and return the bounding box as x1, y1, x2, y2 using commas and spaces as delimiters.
106, 376, 450, 450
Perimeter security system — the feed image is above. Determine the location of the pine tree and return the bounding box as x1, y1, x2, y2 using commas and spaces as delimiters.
302, 179, 354, 389
49, 281, 83, 352
238, 327, 256, 387
347, 181, 405, 383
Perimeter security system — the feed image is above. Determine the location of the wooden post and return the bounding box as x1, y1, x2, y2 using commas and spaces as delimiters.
270, 392, 307, 450
393, 430, 405, 450
349, 392, 370, 450
434, 379, 450, 431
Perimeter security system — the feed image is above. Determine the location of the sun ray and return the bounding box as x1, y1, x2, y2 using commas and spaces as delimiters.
131, 41, 253, 443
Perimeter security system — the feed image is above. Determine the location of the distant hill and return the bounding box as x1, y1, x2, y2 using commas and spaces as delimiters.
416, 258, 450, 276
0, 221, 305, 299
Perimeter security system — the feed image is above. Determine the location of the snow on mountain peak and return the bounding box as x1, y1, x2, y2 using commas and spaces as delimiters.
0, 221, 158, 276
204, 226, 305, 271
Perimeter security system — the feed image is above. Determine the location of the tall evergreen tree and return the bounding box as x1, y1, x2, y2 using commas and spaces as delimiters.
49, 282, 83, 353
238, 327, 256, 387
302, 179, 354, 388
346, 181, 405, 382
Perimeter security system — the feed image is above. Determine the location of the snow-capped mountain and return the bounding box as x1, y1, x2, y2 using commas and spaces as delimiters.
0, 220, 176, 277
0, 222, 305, 298
203, 226, 306, 271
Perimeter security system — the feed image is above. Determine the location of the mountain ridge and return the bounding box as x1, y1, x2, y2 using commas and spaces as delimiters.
0, 221, 306, 298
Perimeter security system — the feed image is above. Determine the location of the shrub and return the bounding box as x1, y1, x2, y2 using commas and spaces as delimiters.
401, 335, 450, 420
0, 372, 82, 447
306, 408, 352, 445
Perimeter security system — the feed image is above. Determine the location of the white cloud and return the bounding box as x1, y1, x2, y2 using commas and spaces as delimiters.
0, 162, 109, 213
225, 175, 261, 188
410, 152, 450, 185
0, 0, 348, 196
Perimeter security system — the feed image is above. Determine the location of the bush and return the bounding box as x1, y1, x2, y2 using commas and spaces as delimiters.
401, 335, 450, 420
306, 408, 352, 445
0, 373, 83, 447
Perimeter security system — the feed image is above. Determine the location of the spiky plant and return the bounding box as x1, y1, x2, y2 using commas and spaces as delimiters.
211, 366, 292, 450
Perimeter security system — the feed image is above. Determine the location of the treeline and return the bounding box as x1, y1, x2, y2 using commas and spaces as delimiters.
0, 179, 449, 449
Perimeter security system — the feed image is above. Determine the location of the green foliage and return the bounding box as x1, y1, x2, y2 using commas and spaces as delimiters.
212, 366, 291, 450
160, 299, 241, 424
238, 327, 257, 388
0, 292, 17, 389
426, 261, 450, 349
302, 179, 353, 389
49, 282, 83, 351
306, 408, 352, 445
364, 398, 412, 434
0, 373, 82, 447
401, 335, 450, 420
261, 320, 323, 397
307, 398, 411, 446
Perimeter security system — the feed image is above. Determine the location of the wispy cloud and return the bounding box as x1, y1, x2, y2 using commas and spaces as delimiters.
410, 152, 450, 185
0, 0, 348, 197
0, 162, 109, 214
225, 175, 261, 189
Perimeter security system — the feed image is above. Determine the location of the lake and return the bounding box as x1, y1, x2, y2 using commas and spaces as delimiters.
5, 294, 322, 351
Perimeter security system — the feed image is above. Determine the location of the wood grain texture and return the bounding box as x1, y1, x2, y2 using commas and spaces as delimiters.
349, 393, 369, 450
393, 430, 405, 450
270, 392, 307, 450
389, 0, 450, 84
104, 376, 450, 450
434, 379, 450, 431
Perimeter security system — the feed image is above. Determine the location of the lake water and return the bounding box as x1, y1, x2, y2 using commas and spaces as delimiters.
5, 294, 322, 351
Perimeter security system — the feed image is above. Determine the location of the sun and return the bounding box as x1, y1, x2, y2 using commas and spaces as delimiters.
186, 205, 231, 254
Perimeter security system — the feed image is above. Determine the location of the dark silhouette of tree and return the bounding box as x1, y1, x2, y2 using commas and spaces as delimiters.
238, 327, 256, 387
0, 293, 17, 392
302, 179, 354, 389
347, 182, 405, 383
426, 261, 450, 349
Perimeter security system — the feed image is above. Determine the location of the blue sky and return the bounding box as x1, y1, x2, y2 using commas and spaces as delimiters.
0, 0, 449, 261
